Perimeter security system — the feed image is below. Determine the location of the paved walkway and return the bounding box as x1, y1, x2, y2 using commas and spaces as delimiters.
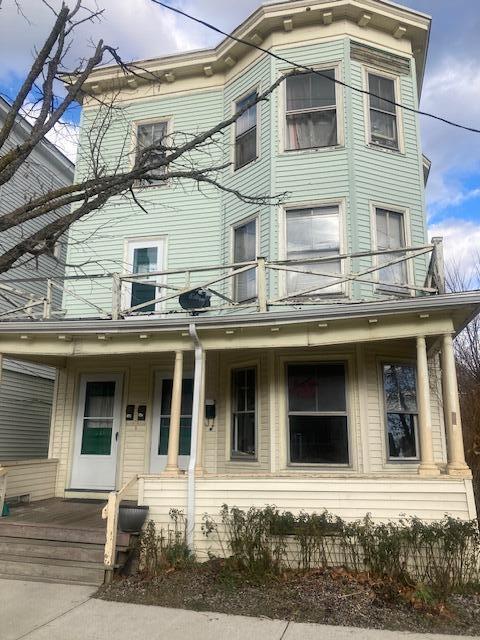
0, 579, 476, 640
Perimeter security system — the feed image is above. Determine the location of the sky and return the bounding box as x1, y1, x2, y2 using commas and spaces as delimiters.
0, 0, 479, 276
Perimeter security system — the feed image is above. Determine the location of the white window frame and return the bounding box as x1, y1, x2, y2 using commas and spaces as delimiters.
230, 213, 260, 303
279, 199, 348, 299
123, 236, 167, 315
230, 366, 258, 461
284, 359, 352, 469
131, 116, 173, 187
279, 61, 344, 154
370, 202, 413, 296
364, 66, 404, 154
232, 86, 261, 172
379, 359, 421, 464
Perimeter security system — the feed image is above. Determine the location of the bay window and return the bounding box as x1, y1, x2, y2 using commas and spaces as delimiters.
233, 219, 257, 301
235, 92, 258, 169
383, 364, 419, 460
287, 363, 349, 465
368, 73, 399, 150
285, 69, 338, 150
286, 205, 342, 296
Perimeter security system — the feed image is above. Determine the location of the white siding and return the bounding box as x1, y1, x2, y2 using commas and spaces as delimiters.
2, 459, 58, 502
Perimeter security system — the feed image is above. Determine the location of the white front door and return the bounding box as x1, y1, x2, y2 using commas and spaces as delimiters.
150, 373, 193, 473
70, 374, 123, 490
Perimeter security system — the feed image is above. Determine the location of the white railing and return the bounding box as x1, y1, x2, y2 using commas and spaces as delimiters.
102, 474, 139, 582
0, 239, 445, 321
0, 467, 7, 516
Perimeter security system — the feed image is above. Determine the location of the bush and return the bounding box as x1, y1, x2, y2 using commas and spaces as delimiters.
140, 509, 195, 576
202, 505, 480, 594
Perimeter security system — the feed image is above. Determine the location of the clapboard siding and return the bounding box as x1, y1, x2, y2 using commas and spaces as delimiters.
0, 369, 54, 460
1, 459, 58, 502
140, 476, 475, 557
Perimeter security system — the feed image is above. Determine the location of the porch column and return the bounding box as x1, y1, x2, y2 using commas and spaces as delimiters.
164, 350, 183, 475
195, 353, 206, 475
441, 334, 470, 476
416, 336, 440, 476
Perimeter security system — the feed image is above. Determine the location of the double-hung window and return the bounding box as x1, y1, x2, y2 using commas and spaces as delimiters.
286, 206, 341, 297
127, 239, 165, 313
383, 364, 419, 460
368, 73, 399, 150
234, 92, 258, 169
135, 120, 168, 184
285, 69, 337, 150
287, 363, 349, 465
233, 219, 257, 301
231, 368, 256, 459
375, 207, 407, 291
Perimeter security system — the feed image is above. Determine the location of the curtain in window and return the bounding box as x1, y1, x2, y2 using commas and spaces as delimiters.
81, 381, 116, 455
286, 71, 337, 150
286, 206, 341, 296
234, 220, 257, 301
376, 208, 407, 290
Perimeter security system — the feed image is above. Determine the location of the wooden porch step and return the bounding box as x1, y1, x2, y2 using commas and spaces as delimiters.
0, 554, 106, 586
0, 536, 124, 564
0, 521, 131, 546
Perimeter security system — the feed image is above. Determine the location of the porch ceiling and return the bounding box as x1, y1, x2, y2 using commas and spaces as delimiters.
0, 292, 478, 360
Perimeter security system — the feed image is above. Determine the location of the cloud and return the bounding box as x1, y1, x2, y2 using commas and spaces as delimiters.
428, 218, 480, 285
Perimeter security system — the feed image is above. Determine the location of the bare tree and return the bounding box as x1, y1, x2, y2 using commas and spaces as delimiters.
447, 259, 480, 510
0, 1, 287, 276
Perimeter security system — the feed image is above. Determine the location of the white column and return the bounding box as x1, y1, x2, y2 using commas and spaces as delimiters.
416, 336, 440, 476
164, 351, 183, 475
441, 334, 470, 476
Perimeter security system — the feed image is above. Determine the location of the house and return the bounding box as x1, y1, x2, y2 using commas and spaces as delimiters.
0, 0, 479, 581
0, 97, 73, 496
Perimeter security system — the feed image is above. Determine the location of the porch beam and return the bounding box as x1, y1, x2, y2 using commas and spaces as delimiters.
416, 336, 440, 476
164, 351, 183, 475
441, 334, 471, 477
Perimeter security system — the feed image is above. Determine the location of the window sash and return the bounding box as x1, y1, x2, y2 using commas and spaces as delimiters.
231, 368, 256, 458
233, 220, 257, 301
135, 120, 168, 184
235, 93, 257, 169
368, 73, 399, 149
382, 364, 419, 460
375, 209, 407, 290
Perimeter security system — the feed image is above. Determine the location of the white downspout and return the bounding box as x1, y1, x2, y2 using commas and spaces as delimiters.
187, 322, 204, 550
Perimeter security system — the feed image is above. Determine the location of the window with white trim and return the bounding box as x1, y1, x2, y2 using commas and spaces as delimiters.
286, 205, 341, 297
285, 70, 337, 150
231, 367, 256, 458
233, 219, 257, 301
135, 120, 168, 184
368, 73, 399, 150
127, 239, 165, 313
287, 363, 349, 465
375, 207, 407, 291
383, 364, 419, 460
235, 92, 258, 169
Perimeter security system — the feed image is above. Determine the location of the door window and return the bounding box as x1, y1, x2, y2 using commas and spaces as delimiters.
158, 378, 193, 456
81, 380, 116, 455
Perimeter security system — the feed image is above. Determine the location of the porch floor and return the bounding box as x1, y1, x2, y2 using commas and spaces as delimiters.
3, 498, 105, 530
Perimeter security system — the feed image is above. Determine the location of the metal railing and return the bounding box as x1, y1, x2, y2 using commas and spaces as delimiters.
0, 238, 445, 321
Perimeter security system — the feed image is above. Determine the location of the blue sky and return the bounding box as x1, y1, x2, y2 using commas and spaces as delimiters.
0, 0, 479, 275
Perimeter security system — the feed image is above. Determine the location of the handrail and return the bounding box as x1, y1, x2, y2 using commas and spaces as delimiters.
102, 474, 139, 581
0, 467, 7, 517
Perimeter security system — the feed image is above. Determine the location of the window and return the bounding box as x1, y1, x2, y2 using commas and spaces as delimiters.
286, 206, 341, 296
383, 364, 419, 460
231, 368, 256, 458
235, 92, 258, 169
287, 363, 349, 465
81, 381, 116, 456
368, 73, 399, 150
158, 378, 193, 456
127, 239, 165, 313
285, 70, 337, 150
233, 219, 257, 301
375, 208, 407, 291
135, 120, 168, 184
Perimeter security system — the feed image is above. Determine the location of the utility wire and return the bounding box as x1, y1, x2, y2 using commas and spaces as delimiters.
151, 0, 480, 135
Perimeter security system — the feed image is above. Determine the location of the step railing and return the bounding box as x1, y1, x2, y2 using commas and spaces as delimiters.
0, 467, 7, 517
102, 474, 139, 582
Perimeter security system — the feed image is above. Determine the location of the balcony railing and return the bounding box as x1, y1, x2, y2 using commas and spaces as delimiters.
0, 238, 445, 321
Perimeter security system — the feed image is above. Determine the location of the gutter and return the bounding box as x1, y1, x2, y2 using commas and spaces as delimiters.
187, 322, 204, 550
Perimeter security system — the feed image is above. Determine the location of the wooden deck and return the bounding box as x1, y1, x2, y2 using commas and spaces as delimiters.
3, 498, 105, 530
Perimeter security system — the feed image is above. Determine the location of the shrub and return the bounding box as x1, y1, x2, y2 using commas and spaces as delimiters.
139, 510, 195, 576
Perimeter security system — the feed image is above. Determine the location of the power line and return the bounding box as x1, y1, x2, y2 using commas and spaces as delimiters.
151, 0, 480, 135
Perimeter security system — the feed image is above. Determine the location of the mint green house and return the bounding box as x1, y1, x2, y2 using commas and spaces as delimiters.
1, 0, 479, 580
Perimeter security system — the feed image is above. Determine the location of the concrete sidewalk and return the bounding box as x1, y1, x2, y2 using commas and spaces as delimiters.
0, 579, 475, 640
